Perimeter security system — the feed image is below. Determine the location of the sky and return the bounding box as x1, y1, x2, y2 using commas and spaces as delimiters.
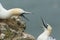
0, 0, 60, 40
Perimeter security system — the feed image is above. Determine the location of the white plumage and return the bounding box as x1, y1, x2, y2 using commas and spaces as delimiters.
37, 18, 56, 40
0, 3, 31, 19
47, 36, 56, 40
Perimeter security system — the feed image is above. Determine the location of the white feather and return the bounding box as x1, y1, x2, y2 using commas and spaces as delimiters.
47, 36, 56, 40
0, 3, 31, 19
0, 3, 6, 11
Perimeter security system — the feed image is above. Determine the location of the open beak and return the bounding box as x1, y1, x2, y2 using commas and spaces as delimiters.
21, 14, 29, 21
19, 11, 31, 21
41, 17, 48, 28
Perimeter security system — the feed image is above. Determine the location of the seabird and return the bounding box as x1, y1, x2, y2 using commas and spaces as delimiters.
37, 17, 56, 40
0, 3, 31, 20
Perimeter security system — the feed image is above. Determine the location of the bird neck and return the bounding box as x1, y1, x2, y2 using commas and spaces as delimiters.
8, 9, 20, 16
43, 29, 51, 36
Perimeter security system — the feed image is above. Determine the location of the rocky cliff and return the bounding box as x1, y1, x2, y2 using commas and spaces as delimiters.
0, 16, 35, 40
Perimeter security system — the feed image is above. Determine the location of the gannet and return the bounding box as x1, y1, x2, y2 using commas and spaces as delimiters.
0, 3, 31, 20
37, 18, 56, 40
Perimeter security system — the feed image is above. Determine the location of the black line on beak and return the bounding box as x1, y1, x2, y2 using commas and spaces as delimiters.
20, 14, 29, 21
41, 17, 48, 28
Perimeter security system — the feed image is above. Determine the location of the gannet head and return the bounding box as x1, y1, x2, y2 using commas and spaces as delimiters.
41, 17, 52, 32
8, 8, 31, 20
46, 24, 52, 31
8, 8, 31, 15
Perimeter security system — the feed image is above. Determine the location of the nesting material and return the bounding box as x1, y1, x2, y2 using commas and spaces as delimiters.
12, 32, 35, 40
0, 16, 35, 40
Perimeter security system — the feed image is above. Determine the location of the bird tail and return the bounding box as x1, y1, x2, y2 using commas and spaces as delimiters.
47, 36, 56, 40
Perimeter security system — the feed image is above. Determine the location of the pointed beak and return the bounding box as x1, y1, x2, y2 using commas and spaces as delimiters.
23, 11, 31, 14
24, 11, 31, 13
41, 17, 48, 28
19, 11, 31, 21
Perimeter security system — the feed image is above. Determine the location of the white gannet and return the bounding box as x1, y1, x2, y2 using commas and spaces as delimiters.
0, 3, 31, 20
37, 18, 56, 40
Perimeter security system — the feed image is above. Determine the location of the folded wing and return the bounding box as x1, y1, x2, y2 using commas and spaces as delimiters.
0, 3, 6, 11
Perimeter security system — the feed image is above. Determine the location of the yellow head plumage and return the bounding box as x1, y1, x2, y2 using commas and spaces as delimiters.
8, 8, 31, 16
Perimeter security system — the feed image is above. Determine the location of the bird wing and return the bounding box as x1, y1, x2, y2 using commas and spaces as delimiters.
0, 3, 6, 11
47, 36, 56, 40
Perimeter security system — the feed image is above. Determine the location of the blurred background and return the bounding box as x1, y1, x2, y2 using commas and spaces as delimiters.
0, 0, 60, 40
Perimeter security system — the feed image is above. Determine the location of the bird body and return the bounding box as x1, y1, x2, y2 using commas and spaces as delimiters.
37, 29, 51, 40
0, 10, 11, 19
37, 18, 56, 40
0, 3, 10, 19
0, 3, 31, 19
